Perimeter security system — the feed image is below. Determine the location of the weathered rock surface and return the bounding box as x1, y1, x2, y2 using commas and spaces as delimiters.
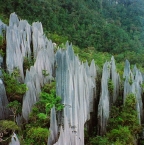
1, 13, 144, 145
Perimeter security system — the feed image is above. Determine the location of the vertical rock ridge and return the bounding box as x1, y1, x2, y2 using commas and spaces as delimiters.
48, 44, 97, 145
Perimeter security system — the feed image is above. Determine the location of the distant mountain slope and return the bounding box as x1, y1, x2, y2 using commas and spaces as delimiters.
0, 0, 144, 55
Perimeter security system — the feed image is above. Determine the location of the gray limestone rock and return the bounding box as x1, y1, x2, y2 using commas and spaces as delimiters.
123, 61, 143, 124
48, 107, 58, 145
0, 20, 6, 36
48, 44, 96, 145
98, 62, 110, 135
9, 13, 19, 28
6, 13, 32, 82
111, 56, 120, 103
5, 13, 55, 121
9, 133, 20, 145
0, 79, 10, 120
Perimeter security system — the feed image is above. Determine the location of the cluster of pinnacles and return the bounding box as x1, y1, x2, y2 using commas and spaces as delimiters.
0, 13, 143, 145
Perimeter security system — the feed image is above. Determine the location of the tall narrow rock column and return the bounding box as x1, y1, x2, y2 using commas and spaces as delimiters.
48, 44, 97, 145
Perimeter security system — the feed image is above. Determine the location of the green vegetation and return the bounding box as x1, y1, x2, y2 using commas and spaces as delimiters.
0, 34, 6, 57
108, 79, 114, 95
24, 127, 49, 145
23, 56, 35, 71
0, 13, 8, 24
73, 46, 112, 68
0, 120, 19, 144
0, 120, 19, 132
1, 0, 144, 73
48, 33, 68, 46
22, 82, 63, 144
0, 0, 144, 56
0, 35, 3, 46
42, 70, 49, 77
89, 93, 141, 145
2, 70, 27, 101
7, 101, 21, 122
27, 82, 63, 126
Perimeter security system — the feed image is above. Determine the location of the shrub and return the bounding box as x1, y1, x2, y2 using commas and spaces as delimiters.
7, 101, 22, 122
107, 126, 133, 144
90, 135, 109, 145
25, 127, 49, 145
23, 56, 35, 72
24, 82, 63, 145
0, 35, 3, 46
0, 120, 19, 144
0, 35, 5, 57
48, 33, 68, 46
42, 82, 56, 94
2, 71, 27, 101
90, 93, 141, 144
108, 79, 114, 94
0, 120, 19, 132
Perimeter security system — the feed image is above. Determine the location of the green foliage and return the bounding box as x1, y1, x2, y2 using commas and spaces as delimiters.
24, 82, 63, 144
0, 35, 5, 57
48, 33, 68, 46
11, 67, 20, 77
76, 47, 111, 67
1, 0, 144, 56
139, 140, 144, 145
27, 82, 62, 128
115, 62, 125, 78
0, 120, 19, 144
0, 13, 8, 24
90, 136, 109, 145
37, 113, 47, 120
90, 93, 141, 145
42, 70, 49, 77
7, 100, 21, 113
128, 73, 133, 85
0, 35, 3, 46
141, 83, 144, 91
42, 82, 56, 94
23, 56, 35, 71
7, 101, 21, 121
0, 49, 5, 57
108, 79, 114, 94
84, 128, 89, 144
107, 126, 134, 144
0, 120, 19, 132
2, 70, 27, 101
25, 127, 49, 145
27, 100, 49, 128
39, 89, 63, 114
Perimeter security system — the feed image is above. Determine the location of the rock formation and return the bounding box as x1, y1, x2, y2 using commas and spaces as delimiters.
0, 13, 143, 145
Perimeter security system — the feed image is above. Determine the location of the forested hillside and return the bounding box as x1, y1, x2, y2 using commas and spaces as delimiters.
1, 0, 144, 145
1, 0, 144, 54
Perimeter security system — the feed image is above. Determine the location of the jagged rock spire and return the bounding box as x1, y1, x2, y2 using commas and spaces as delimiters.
48, 44, 97, 145
5, 13, 55, 121
0, 79, 10, 119
9, 133, 20, 145
123, 60, 143, 124
98, 56, 120, 135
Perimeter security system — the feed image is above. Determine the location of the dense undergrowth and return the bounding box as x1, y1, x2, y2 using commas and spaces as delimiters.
86, 94, 142, 145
